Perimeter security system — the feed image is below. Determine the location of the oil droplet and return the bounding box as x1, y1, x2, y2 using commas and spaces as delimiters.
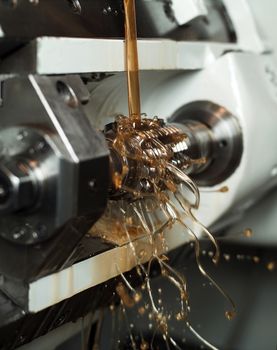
225, 310, 236, 320
223, 254, 231, 261
243, 228, 253, 238
126, 216, 133, 225
138, 307, 145, 315
134, 292, 142, 303
140, 341, 149, 350
113, 171, 123, 189
116, 283, 135, 308
175, 312, 185, 321
267, 261, 276, 271
219, 186, 229, 193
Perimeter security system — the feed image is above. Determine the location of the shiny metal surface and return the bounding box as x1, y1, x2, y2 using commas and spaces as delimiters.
0, 126, 58, 244
172, 120, 213, 175
171, 101, 243, 186
0, 0, 234, 43
0, 0, 238, 75
0, 157, 38, 214
28, 227, 184, 313
106, 115, 234, 198
0, 75, 110, 246
0, 38, 239, 75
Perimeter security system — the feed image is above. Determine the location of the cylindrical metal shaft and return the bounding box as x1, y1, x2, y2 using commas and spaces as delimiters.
107, 108, 243, 195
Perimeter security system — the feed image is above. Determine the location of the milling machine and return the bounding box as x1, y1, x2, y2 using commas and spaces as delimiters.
0, 1, 277, 349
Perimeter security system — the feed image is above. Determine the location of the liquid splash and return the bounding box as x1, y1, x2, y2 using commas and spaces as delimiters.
90, 0, 237, 348
90, 114, 236, 349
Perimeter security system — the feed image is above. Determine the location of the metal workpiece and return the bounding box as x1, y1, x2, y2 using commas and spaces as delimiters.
0, 74, 110, 280
0, 130, 44, 213
0, 74, 110, 220
170, 120, 213, 176
0, 0, 234, 42
0, 158, 38, 214
0, 38, 239, 76
105, 119, 190, 197
171, 101, 243, 186
0, 126, 58, 245
107, 109, 242, 197
0, 0, 239, 75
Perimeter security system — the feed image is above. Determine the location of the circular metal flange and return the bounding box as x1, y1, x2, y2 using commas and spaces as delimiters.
0, 126, 58, 245
170, 101, 243, 187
